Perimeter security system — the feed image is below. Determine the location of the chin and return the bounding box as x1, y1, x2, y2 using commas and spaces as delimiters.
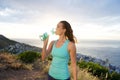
55, 32, 59, 35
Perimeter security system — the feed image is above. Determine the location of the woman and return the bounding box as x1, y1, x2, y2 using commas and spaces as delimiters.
41, 21, 77, 80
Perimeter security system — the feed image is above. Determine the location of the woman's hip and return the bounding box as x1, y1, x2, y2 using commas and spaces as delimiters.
47, 73, 70, 80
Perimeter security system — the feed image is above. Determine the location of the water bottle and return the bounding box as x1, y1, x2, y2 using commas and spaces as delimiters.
39, 28, 56, 41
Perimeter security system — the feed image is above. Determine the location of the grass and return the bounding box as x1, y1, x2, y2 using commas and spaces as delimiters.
68, 64, 100, 80
0, 52, 47, 80
1, 52, 119, 80
0, 52, 33, 70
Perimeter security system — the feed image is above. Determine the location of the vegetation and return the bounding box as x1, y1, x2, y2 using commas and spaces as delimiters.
77, 60, 120, 80
0, 52, 120, 80
0, 52, 32, 70
18, 51, 41, 63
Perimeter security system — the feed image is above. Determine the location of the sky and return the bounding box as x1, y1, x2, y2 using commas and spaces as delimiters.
0, 0, 120, 40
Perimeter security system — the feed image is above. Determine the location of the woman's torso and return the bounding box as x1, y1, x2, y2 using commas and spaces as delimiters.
48, 39, 70, 79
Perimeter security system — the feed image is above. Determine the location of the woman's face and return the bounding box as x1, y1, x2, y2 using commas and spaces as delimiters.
55, 22, 66, 35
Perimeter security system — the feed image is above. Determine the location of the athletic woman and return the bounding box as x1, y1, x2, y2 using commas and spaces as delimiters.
41, 21, 77, 80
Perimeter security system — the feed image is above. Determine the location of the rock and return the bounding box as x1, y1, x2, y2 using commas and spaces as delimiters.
0, 42, 42, 54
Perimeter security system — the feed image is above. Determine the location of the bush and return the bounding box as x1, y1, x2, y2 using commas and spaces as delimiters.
111, 72, 120, 80
78, 60, 120, 80
0, 52, 33, 70
18, 51, 40, 63
87, 62, 109, 77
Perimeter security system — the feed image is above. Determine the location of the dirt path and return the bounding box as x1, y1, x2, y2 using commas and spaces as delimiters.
0, 68, 48, 80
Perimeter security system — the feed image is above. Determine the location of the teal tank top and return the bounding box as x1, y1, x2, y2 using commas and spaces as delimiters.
48, 39, 70, 79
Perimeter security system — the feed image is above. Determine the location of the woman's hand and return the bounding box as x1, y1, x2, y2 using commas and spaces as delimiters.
43, 36, 49, 47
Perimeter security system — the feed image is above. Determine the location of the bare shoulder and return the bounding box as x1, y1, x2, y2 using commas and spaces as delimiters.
68, 41, 76, 51
68, 41, 76, 47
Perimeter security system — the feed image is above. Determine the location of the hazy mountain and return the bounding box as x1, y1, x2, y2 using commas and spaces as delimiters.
0, 35, 42, 54
0, 35, 17, 49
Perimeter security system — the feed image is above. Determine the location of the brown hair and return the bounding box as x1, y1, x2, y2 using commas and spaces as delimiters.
60, 20, 77, 43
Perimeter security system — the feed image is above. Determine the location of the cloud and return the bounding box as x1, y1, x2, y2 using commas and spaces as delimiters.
0, 0, 120, 24
0, 8, 17, 16
79, 16, 120, 27
0, 0, 120, 40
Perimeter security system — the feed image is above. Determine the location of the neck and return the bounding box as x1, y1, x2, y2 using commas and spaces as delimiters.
58, 34, 66, 42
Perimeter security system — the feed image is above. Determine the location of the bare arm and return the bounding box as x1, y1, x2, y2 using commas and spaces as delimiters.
41, 37, 55, 61
68, 42, 77, 80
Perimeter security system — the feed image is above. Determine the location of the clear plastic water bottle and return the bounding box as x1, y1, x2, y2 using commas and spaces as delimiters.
39, 28, 56, 41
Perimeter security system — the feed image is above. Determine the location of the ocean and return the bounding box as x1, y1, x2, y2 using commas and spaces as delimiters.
13, 38, 120, 67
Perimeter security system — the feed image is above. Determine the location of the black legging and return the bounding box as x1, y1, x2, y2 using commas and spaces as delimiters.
47, 73, 70, 80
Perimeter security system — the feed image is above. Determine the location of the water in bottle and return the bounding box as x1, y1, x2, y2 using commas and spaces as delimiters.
39, 28, 56, 41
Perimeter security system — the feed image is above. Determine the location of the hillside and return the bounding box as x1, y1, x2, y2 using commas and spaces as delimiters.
1, 52, 120, 80
0, 35, 42, 54
0, 52, 100, 80
0, 35, 17, 49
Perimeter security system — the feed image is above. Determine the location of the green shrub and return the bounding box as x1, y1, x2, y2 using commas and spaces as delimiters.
77, 60, 120, 80
87, 62, 109, 78
78, 60, 88, 69
111, 72, 120, 80
18, 51, 40, 63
